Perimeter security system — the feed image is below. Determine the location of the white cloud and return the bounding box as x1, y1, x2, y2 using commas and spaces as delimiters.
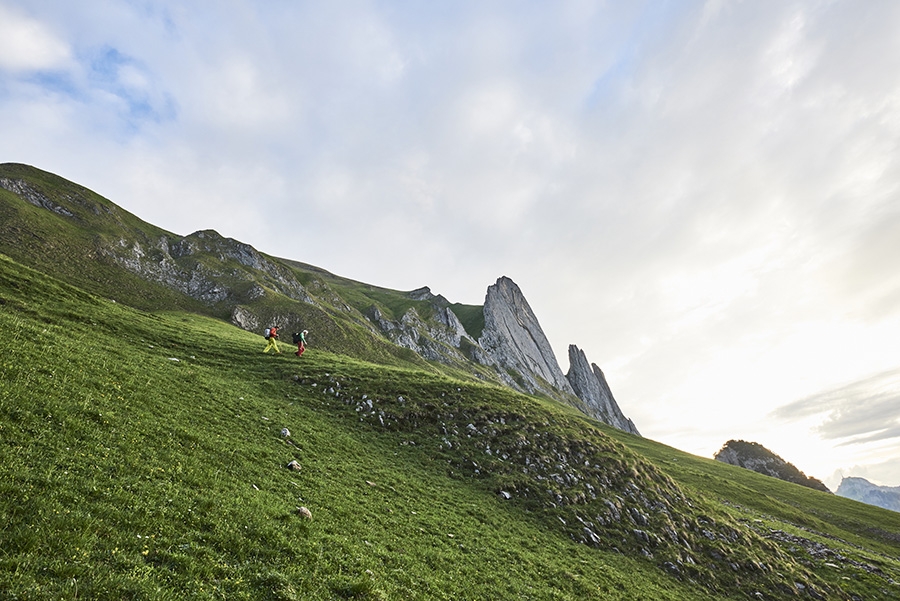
199, 54, 292, 130
773, 368, 900, 443
0, 4, 71, 72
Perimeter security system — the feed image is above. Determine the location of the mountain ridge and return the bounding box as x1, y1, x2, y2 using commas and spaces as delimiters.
0, 162, 637, 434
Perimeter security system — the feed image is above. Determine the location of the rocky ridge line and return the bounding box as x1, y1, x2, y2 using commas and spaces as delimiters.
2, 169, 639, 434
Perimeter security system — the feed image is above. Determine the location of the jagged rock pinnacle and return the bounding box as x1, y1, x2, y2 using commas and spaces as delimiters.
566, 345, 640, 435
477, 276, 574, 397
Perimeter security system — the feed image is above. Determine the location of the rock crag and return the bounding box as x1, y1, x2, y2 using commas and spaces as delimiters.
566, 345, 640, 435
363, 277, 640, 434
476, 277, 575, 398
714, 440, 830, 493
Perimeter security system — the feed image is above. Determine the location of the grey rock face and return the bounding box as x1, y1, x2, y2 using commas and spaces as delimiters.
477, 276, 574, 397
836, 477, 900, 512
365, 304, 474, 366
435, 306, 471, 347
101, 229, 312, 306
408, 286, 435, 301
0, 178, 74, 217
566, 345, 640, 435
231, 306, 260, 332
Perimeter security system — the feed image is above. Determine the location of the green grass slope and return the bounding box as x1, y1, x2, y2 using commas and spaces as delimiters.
0, 254, 707, 600
1, 253, 898, 600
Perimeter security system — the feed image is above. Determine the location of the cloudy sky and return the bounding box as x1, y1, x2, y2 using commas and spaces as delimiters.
3, 1, 899, 490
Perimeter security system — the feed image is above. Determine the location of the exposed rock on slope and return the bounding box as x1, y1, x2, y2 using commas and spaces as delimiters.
300, 370, 837, 601
714, 440, 831, 493
362, 277, 641, 434
836, 477, 900, 512
566, 345, 640, 435
476, 276, 575, 397
366, 303, 473, 366
105, 228, 313, 305
362, 285, 494, 371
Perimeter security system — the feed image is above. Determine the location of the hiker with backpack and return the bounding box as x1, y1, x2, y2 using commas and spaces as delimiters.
292, 329, 308, 357
263, 325, 281, 354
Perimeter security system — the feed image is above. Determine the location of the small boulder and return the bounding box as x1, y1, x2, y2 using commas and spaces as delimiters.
281, 427, 291, 437
286, 460, 301, 472
297, 506, 312, 519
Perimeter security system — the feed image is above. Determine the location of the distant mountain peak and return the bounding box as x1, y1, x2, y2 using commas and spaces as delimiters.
836, 477, 900, 512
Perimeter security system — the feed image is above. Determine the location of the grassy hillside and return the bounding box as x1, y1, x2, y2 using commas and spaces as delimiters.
2, 254, 900, 600
602, 430, 900, 594
0, 163, 478, 376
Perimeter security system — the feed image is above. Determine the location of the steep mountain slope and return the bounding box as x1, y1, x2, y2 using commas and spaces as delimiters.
837, 477, 900, 513
714, 440, 831, 493
4, 253, 900, 600
0, 162, 636, 433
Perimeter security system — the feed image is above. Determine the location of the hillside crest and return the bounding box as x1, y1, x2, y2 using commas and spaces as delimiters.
714, 439, 830, 493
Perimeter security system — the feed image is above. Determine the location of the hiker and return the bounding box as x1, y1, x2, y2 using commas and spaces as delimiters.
263, 325, 281, 354
293, 329, 308, 357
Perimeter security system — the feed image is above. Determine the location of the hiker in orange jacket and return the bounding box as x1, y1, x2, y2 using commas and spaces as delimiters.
263, 325, 281, 354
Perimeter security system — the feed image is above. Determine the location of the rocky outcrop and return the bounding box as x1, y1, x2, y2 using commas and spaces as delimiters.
362, 277, 640, 435
836, 477, 900, 512
566, 345, 639, 435
408, 286, 436, 301
231, 305, 260, 332
476, 277, 574, 397
714, 440, 831, 493
0, 177, 74, 217
434, 305, 472, 348
365, 302, 476, 367
96, 228, 315, 309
